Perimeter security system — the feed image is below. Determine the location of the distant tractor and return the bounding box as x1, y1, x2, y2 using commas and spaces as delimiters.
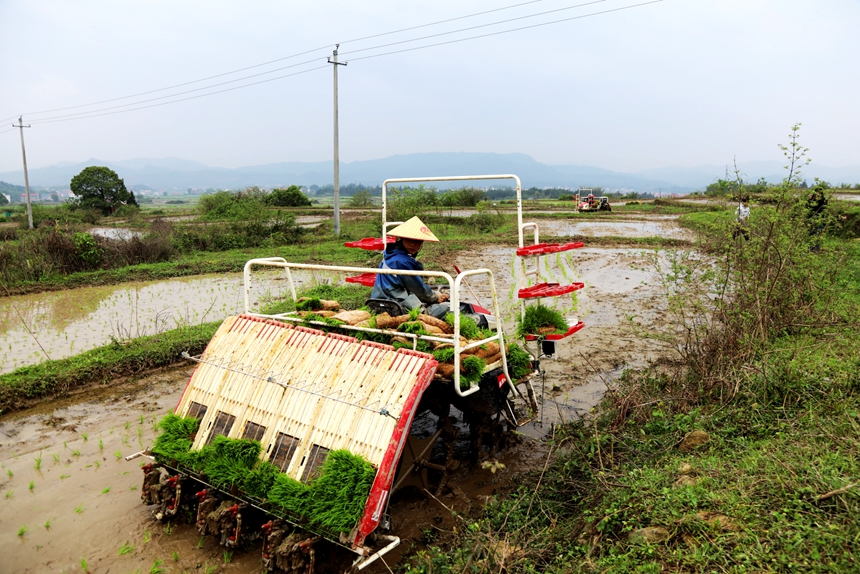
575, 189, 612, 212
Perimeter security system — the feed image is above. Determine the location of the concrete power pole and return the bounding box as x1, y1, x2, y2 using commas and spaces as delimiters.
12, 116, 33, 229
327, 45, 347, 237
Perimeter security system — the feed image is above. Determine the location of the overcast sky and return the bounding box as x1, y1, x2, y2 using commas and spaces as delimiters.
0, 0, 857, 175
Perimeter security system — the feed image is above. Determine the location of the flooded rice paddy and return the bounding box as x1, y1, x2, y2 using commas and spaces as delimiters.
0, 270, 332, 374
0, 212, 689, 572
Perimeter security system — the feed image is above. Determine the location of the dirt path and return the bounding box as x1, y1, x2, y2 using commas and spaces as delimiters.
1, 226, 683, 573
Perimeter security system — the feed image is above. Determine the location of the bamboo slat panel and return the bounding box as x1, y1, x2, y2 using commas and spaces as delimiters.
176, 315, 437, 479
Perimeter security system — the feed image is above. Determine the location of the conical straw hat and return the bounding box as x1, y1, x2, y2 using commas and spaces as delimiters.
387, 216, 439, 242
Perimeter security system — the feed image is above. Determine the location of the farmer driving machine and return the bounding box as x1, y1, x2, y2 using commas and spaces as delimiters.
575, 188, 612, 212
131, 174, 585, 571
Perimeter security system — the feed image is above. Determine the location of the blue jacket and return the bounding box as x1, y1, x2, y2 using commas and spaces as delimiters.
370, 242, 438, 309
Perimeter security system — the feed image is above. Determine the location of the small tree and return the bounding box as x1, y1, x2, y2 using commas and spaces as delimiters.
348, 189, 373, 208
70, 166, 133, 216
267, 185, 312, 207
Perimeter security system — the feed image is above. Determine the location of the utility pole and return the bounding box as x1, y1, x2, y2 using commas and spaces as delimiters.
327, 45, 347, 237
12, 116, 33, 229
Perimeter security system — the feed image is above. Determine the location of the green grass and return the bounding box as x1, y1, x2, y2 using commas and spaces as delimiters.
404, 230, 860, 573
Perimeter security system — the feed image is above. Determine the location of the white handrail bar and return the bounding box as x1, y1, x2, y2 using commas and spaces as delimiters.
380, 174, 522, 245
242, 258, 514, 396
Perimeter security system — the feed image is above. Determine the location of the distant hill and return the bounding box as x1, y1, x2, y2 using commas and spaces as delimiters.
0, 181, 25, 194
1, 153, 858, 192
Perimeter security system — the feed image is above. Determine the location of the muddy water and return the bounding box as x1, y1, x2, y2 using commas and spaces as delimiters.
835, 193, 860, 202
534, 218, 694, 240
0, 270, 328, 374
0, 367, 264, 573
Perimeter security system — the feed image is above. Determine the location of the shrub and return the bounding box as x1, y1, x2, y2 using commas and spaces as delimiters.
267, 185, 312, 207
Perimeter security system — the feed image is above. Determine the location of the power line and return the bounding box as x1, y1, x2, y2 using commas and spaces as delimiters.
4, 0, 663, 128
28, 57, 323, 123
19, 0, 609, 125
342, 0, 606, 57
14, 0, 544, 119
30, 66, 330, 125
349, 1, 663, 62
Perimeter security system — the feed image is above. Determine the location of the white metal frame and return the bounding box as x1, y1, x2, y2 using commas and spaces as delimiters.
243, 258, 514, 398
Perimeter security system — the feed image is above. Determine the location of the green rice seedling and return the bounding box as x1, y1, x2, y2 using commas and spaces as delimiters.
28, 481, 34, 492
34, 452, 42, 471
17, 526, 27, 537
5, 490, 12, 499
51, 453, 59, 464
6, 469, 11, 478
295, 297, 322, 311
101, 487, 111, 495
137, 426, 143, 439
197, 536, 205, 549
75, 504, 84, 513
60, 474, 70, 479
143, 530, 151, 544
203, 563, 216, 574
164, 522, 173, 535
149, 559, 165, 574
305, 450, 377, 533
81, 433, 88, 442
80, 557, 89, 573
114, 450, 122, 460
44, 520, 50, 530
98, 439, 104, 450
203, 437, 261, 489
459, 356, 486, 389
432, 347, 456, 363
445, 313, 482, 340
118, 541, 135, 555
122, 435, 131, 446
72, 449, 81, 457
506, 343, 533, 380
172, 551, 179, 561
268, 473, 311, 518
139, 415, 144, 425
151, 414, 199, 464
63, 441, 68, 449
241, 460, 280, 499
93, 460, 101, 469
223, 550, 233, 564
125, 421, 130, 430
515, 303, 568, 338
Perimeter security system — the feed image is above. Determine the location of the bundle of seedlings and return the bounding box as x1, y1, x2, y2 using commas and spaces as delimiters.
151, 414, 200, 464
268, 473, 312, 519
151, 416, 378, 534
515, 303, 569, 338
295, 297, 340, 312
241, 460, 282, 499
202, 436, 262, 490
304, 450, 377, 533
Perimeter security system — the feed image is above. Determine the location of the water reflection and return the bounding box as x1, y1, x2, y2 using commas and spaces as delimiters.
0, 271, 319, 374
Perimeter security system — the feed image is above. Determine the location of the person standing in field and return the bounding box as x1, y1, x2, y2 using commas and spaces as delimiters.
733, 198, 750, 240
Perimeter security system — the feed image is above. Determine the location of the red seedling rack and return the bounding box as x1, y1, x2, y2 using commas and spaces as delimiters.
517, 282, 585, 299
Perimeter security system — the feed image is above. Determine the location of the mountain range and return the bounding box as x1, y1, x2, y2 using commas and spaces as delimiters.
1, 152, 858, 193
